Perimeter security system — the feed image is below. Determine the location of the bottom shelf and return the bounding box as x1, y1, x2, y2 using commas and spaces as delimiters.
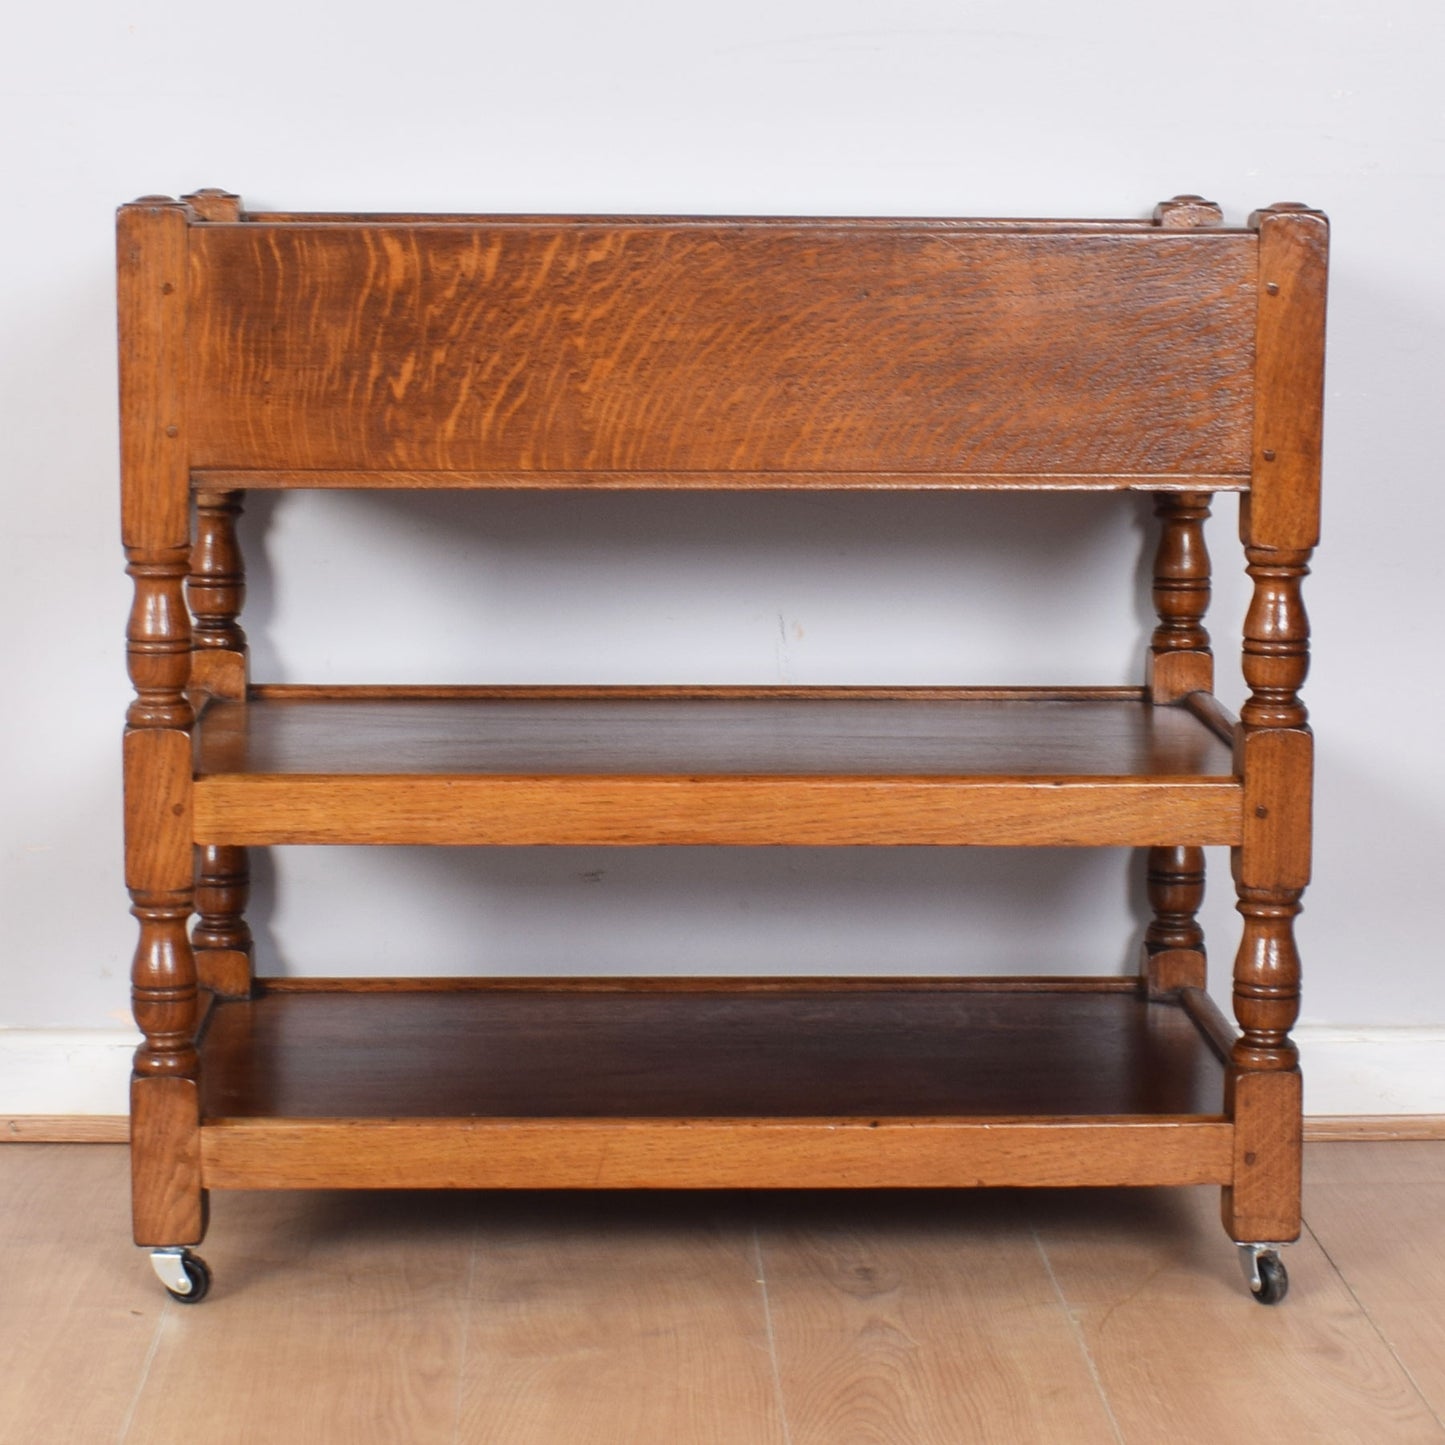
196, 978, 1234, 1192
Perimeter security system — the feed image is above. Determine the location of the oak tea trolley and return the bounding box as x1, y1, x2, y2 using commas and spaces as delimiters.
118, 189, 1326, 1305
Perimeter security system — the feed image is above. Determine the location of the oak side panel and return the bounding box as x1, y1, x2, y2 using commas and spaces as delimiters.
200, 1119, 1233, 1191
192, 775, 1243, 847
188, 224, 1256, 476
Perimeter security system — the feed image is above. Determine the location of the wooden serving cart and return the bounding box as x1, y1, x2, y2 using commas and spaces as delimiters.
118, 190, 1325, 1304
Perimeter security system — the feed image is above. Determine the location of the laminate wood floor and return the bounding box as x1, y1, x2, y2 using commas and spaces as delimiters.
2, 1143, 1443, 1444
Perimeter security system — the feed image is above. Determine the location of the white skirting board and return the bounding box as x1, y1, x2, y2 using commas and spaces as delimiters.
1293, 1026, 1445, 1117
0, 1030, 140, 1115
1, 1024, 1443, 1119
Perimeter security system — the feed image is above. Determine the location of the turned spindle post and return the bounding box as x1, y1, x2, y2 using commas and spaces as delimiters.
1147, 492, 1213, 704
188, 489, 254, 996
1223, 201, 1327, 1247
1142, 845, 1207, 997
192, 846, 253, 998
120, 195, 206, 1247
189, 489, 249, 699
1141, 490, 1213, 995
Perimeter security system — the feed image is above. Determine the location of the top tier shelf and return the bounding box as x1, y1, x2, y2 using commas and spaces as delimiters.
191, 686, 1242, 848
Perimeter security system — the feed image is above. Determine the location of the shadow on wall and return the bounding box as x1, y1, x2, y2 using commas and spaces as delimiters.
238, 488, 1161, 685
249, 844, 1150, 979
232, 487, 1194, 981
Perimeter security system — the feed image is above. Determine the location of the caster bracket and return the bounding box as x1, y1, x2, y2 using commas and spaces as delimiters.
1237, 1242, 1290, 1304
149, 1246, 211, 1303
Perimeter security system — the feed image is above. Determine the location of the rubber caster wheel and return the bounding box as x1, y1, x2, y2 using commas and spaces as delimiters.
150, 1248, 212, 1304
1238, 1244, 1289, 1305
1251, 1253, 1288, 1305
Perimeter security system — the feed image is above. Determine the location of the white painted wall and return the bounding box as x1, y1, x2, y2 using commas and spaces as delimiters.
3, 0, 1444, 1110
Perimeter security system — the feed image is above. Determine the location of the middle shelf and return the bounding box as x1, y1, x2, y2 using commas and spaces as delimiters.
191, 686, 1241, 847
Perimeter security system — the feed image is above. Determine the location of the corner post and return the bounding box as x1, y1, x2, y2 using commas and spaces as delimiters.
1224, 201, 1328, 1246
120, 195, 205, 1246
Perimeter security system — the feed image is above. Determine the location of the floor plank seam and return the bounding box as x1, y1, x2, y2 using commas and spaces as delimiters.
751, 1224, 794, 1445
448, 1226, 481, 1445
1302, 1215, 1445, 1435
1031, 1227, 1126, 1445
114, 1286, 167, 1445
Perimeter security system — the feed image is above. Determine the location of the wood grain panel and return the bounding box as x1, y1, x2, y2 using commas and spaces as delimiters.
200, 1119, 1233, 1191
187, 223, 1256, 477
194, 774, 1242, 846
117, 199, 190, 550
1248, 205, 1329, 549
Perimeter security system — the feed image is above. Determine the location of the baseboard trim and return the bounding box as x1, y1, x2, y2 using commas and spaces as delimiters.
3, 1116, 130, 1143
1304, 1116, 1445, 1142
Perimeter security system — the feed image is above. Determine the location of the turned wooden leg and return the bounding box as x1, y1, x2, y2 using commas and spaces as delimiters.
1141, 845, 1206, 997
120, 196, 206, 1249
125, 548, 206, 1247
1222, 544, 1311, 1246
1220, 201, 1325, 1260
